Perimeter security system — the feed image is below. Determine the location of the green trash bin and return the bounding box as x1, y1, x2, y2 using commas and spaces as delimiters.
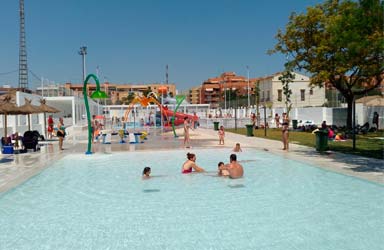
245, 124, 254, 136
292, 119, 298, 129
315, 130, 329, 151
213, 121, 220, 131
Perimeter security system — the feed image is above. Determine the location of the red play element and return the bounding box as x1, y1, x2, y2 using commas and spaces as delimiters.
123, 95, 198, 126
162, 109, 198, 126
158, 86, 168, 94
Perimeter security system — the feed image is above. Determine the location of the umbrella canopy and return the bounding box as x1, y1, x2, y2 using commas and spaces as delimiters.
18, 98, 42, 114
17, 98, 44, 131
0, 95, 24, 115
0, 95, 23, 139
39, 99, 60, 113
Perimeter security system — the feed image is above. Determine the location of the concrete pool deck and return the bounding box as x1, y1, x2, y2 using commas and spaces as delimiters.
0, 127, 383, 193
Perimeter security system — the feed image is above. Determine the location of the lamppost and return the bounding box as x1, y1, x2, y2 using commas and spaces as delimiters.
247, 65, 250, 108
83, 73, 108, 155
41, 77, 44, 97
352, 97, 356, 150
161, 89, 164, 129
79, 46, 87, 82
132, 108, 136, 131
228, 88, 231, 109
263, 103, 267, 136
235, 89, 238, 130
223, 78, 227, 111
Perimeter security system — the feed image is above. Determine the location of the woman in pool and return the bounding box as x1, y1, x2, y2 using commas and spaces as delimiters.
181, 152, 205, 173
142, 167, 151, 179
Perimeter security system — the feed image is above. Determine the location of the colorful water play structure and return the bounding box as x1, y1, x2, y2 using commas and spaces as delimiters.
123, 94, 198, 130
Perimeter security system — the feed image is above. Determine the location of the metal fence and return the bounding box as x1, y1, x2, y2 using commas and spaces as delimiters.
199, 118, 256, 129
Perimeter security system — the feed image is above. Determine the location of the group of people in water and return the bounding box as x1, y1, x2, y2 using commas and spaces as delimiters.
181, 150, 244, 178
143, 143, 244, 180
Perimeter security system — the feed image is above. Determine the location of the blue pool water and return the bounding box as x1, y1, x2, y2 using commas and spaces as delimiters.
0, 149, 383, 250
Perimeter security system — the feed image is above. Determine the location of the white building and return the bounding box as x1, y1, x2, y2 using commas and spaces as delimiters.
258, 72, 325, 108
0, 91, 99, 138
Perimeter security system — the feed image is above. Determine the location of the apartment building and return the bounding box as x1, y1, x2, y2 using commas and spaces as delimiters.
188, 86, 201, 104
60, 82, 176, 104
200, 72, 256, 108
258, 72, 325, 108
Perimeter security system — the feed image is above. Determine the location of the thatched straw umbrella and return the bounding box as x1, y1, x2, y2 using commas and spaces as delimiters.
18, 98, 43, 131
0, 95, 23, 139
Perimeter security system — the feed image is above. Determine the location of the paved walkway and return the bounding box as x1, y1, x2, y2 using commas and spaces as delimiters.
0, 127, 383, 193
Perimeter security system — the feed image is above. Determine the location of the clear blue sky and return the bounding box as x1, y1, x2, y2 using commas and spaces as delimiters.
0, 0, 322, 91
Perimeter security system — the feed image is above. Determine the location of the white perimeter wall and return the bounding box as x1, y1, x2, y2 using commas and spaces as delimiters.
0, 92, 99, 137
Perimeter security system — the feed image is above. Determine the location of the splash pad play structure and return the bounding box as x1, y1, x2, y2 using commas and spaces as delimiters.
122, 93, 198, 137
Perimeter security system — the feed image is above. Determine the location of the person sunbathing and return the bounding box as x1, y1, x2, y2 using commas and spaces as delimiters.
334, 133, 346, 141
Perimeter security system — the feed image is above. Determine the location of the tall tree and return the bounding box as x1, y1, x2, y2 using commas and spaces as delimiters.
278, 71, 295, 116
142, 86, 152, 97
254, 80, 261, 125
269, 0, 384, 128
122, 92, 135, 104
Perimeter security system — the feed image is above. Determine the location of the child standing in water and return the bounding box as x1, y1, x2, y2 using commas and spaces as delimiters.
218, 126, 225, 145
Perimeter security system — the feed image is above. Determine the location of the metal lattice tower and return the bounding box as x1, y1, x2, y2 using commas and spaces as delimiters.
19, 0, 28, 89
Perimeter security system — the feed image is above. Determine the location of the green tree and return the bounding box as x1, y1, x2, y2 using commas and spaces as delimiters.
121, 92, 135, 105
269, 0, 384, 128
142, 87, 152, 97
278, 71, 295, 116
254, 80, 261, 124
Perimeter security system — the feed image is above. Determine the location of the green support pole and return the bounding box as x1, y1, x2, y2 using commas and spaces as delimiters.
83, 74, 108, 155
172, 95, 186, 138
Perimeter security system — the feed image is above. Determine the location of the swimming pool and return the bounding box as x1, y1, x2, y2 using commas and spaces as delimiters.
0, 148, 383, 249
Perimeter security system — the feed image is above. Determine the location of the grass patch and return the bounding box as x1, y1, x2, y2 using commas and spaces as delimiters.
227, 128, 384, 159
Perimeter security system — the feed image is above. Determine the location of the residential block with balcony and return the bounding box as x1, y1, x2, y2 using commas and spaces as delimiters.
188, 86, 201, 104
200, 72, 256, 108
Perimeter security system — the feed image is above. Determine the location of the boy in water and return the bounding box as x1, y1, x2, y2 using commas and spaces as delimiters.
217, 162, 229, 176
233, 143, 242, 152
142, 167, 151, 179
